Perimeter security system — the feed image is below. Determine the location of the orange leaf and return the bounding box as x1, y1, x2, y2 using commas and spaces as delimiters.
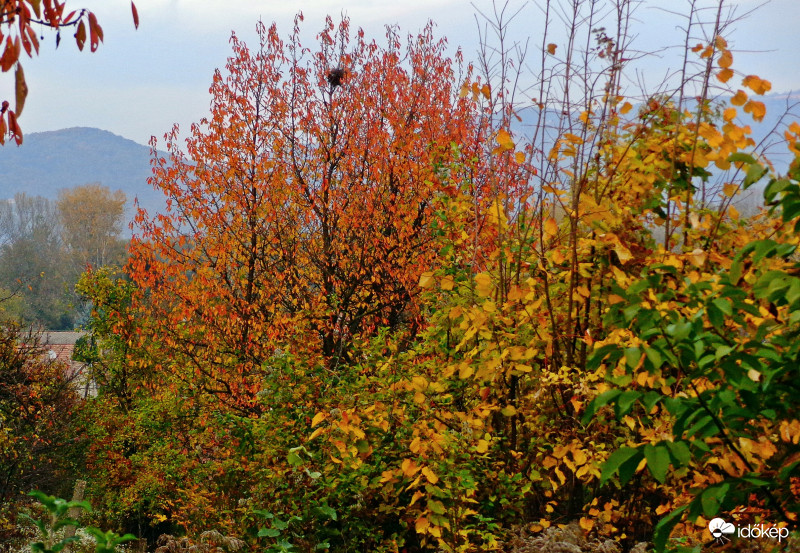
14, 64, 27, 117
496, 128, 514, 151
543, 217, 558, 237
717, 50, 733, 69
731, 90, 747, 106
742, 74, 771, 95
716, 68, 733, 83
723, 107, 736, 122
547, 43, 557, 55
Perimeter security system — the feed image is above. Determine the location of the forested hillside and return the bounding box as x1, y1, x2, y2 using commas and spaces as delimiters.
0, 127, 166, 221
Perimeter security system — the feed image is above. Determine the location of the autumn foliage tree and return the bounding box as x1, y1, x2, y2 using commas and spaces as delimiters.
0, 324, 84, 544
87, 13, 510, 541
128, 15, 494, 411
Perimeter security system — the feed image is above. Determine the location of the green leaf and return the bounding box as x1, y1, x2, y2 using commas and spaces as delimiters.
259, 528, 281, 538
712, 298, 732, 315
581, 389, 621, 424
624, 347, 642, 369
287, 452, 303, 467
699, 483, 729, 518
706, 303, 724, 329
653, 505, 688, 553
644, 346, 662, 369
666, 440, 691, 466
644, 444, 670, 483
744, 162, 768, 188
727, 152, 757, 165
764, 178, 792, 202
313, 505, 337, 521
615, 390, 642, 417
600, 447, 641, 486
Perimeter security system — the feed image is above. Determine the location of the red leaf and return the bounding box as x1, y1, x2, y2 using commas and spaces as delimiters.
8, 110, 22, 145
75, 21, 86, 51
131, 2, 139, 29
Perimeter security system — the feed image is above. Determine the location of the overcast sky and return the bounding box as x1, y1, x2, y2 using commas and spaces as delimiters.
7, 0, 799, 146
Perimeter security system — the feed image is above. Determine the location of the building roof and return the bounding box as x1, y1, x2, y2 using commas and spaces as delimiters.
41, 331, 86, 346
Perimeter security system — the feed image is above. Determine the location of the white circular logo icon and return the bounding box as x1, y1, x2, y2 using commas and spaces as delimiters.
709, 517, 736, 538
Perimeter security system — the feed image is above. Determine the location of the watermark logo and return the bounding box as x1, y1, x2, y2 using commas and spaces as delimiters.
708, 518, 790, 546
708, 518, 735, 545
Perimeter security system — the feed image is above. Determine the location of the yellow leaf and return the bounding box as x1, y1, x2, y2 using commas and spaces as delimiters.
476, 439, 489, 453
620, 101, 632, 115
743, 74, 771, 95
421, 466, 439, 484
154, 514, 168, 523
409, 490, 424, 507
544, 217, 558, 237
481, 83, 491, 99
458, 81, 470, 98
688, 248, 707, 268
723, 107, 736, 122
401, 458, 420, 477
311, 412, 327, 427
440, 275, 454, 291
728, 205, 739, 220
501, 404, 517, 416
496, 128, 515, 151
579, 517, 595, 531
515, 151, 526, 164
475, 272, 492, 297
747, 368, 761, 382
551, 250, 565, 264
613, 243, 633, 264
459, 364, 474, 379
547, 43, 557, 54
743, 100, 766, 122
731, 90, 747, 106
309, 427, 325, 440
415, 516, 430, 534
419, 271, 435, 289
722, 183, 738, 197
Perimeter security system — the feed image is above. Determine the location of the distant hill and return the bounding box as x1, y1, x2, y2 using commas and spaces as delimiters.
0, 127, 167, 230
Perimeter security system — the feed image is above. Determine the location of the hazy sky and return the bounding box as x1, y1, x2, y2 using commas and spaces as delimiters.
8, 0, 799, 146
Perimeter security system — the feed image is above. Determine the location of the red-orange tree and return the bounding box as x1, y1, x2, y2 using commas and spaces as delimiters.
128, 15, 495, 413
111, 15, 515, 536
